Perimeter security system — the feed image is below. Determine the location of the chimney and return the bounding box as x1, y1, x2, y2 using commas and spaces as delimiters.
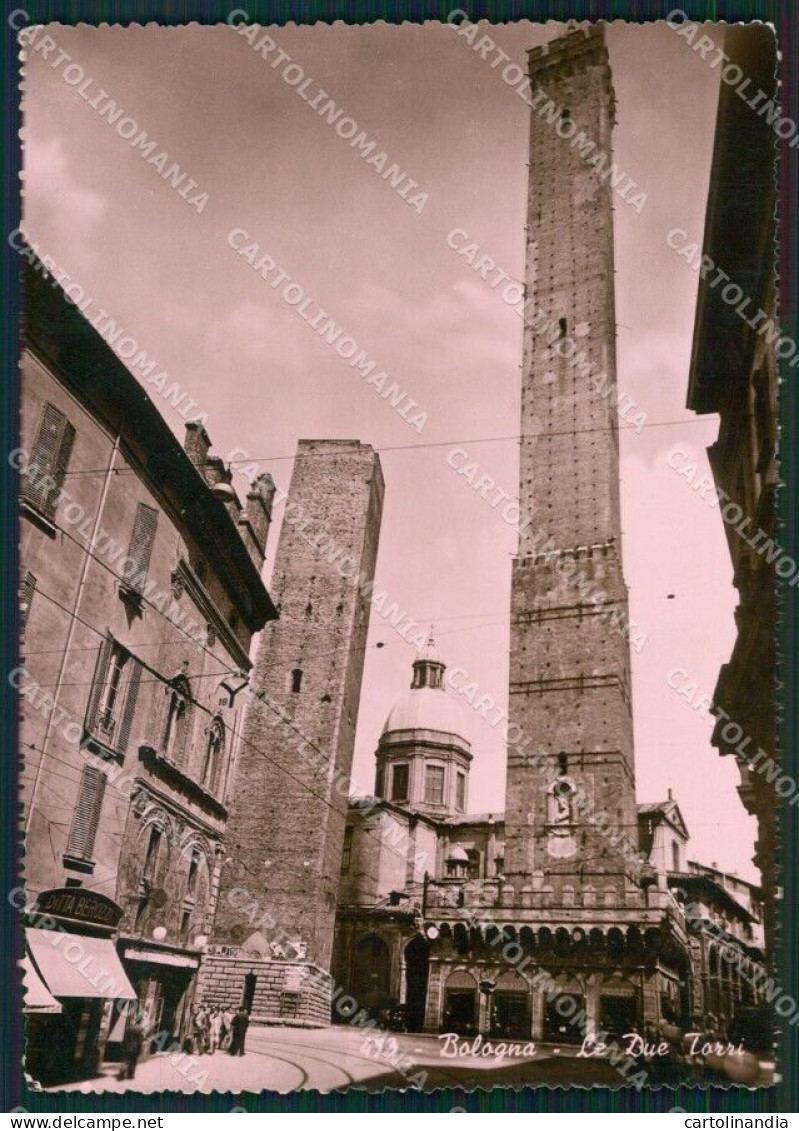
239, 473, 276, 570
184, 420, 211, 471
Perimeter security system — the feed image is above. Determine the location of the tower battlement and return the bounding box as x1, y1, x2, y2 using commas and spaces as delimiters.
527, 23, 608, 73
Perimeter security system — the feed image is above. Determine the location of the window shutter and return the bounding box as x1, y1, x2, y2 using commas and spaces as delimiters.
22, 403, 75, 519
85, 636, 114, 734
125, 503, 159, 592
66, 765, 107, 860
117, 659, 142, 754
20, 572, 36, 633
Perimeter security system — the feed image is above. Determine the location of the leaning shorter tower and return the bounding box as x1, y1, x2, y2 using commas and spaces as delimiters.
202, 440, 384, 1022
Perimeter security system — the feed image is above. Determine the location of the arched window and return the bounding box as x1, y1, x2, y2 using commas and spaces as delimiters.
291, 668, 303, 694
201, 717, 224, 792
164, 675, 192, 763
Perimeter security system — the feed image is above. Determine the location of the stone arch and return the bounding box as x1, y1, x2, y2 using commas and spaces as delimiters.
128, 808, 174, 935
607, 927, 625, 961
453, 923, 470, 956
554, 926, 572, 956
176, 835, 213, 943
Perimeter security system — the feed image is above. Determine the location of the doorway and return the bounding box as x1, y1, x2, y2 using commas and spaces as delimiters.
542, 992, 586, 1044
492, 992, 531, 1038
352, 935, 391, 1014
404, 936, 430, 1032
599, 994, 639, 1040
444, 989, 477, 1034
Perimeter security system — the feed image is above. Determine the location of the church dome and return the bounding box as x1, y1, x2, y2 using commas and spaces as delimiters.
382, 685, 470, 745
380, 629, 470, 748
375, 631, 472, 816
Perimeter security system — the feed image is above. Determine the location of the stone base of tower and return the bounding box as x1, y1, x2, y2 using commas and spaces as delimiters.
196, 952, 332, 1027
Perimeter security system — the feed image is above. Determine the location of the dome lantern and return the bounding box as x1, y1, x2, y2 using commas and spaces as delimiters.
374, 637, 472, 818
411, 626, 445, 690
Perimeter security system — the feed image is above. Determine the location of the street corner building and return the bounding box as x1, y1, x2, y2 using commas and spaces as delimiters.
685, 25, 779, 969
201, 439, 385, 1025
18, 253, 278, 1086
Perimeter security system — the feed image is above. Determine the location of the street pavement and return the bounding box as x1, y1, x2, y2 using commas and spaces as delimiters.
54, 1025, 649, 1094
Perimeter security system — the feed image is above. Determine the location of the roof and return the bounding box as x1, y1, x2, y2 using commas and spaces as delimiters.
23, 252, 277, 632
637, 798, 690, 840
381, 685, 471, 747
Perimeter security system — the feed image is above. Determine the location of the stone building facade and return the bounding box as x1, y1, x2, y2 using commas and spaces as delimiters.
686, 25, 779, 965
335, 644, 767, 1043
19, 254, 277, 1083
205, 439, 384, 1023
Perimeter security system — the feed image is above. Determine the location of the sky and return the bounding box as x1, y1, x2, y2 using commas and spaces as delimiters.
22, 18, 763, 882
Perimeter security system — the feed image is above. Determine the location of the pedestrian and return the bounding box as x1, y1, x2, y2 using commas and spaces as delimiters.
220, 1006, 233, 1050
118, 1018, 144, 1081
194, 1006, 209, 1055
209, 1007, 222, 1054
229, 1007, 250, 1056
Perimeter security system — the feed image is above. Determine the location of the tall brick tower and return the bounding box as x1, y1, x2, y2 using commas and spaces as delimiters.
215, 440, 384, 978
504, 26, 639, 900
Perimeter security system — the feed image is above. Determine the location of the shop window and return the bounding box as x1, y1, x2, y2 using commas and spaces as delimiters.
65, 765, 107, 864
391, 763, 409, 802
22, 401, 75, 522
425, 765, 445, 805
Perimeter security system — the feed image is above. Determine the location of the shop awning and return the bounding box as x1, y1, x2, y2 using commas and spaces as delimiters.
22, 955, 62, 1014
27, 928, 137, 1002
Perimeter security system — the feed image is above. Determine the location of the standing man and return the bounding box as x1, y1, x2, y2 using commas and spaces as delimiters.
208, 1007, 222, 1054
229, 1007, 250, 1056
220, 1006, 233, 1051
193, 1006, 209, 1055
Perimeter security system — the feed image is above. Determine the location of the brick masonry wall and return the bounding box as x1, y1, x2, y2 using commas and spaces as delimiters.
197, 953, 332, 1026
214, 440, 384, 974
505, 30, 639, 896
